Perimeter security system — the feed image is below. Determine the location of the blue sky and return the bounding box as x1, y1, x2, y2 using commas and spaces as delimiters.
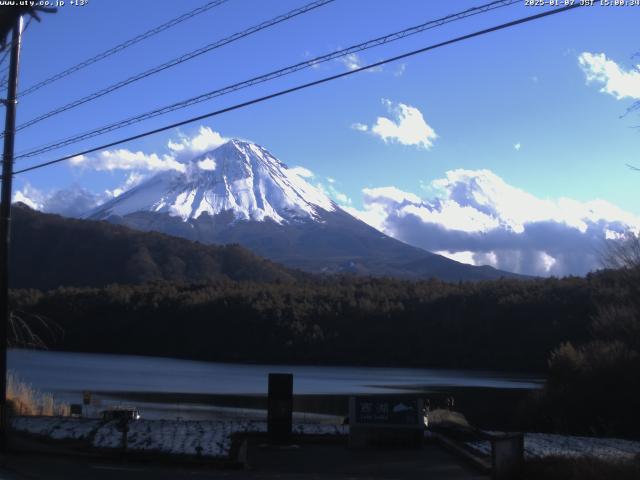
8, 0, 640, 276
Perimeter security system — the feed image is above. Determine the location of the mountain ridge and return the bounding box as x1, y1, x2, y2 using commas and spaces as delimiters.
10, 203, 301, 290
87, 139, 522, 281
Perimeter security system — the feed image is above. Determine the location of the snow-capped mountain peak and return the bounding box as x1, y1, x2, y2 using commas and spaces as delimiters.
89, 139, 336, 224
85, 138, 519, 281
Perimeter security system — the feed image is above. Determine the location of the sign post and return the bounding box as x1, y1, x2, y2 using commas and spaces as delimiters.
267, 373, 293, 442
82, 390, 91, 417
490, 432, 524, 480
70, 404, 83, 417
349, 396, 424, 448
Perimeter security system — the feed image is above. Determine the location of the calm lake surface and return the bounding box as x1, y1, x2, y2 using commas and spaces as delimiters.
8, 349, 543, 420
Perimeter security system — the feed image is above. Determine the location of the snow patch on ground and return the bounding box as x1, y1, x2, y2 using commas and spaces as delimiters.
10, 417, 347, 458
11, 416, 100, 441
14, 417, 638, 462
466, 433, 640, 461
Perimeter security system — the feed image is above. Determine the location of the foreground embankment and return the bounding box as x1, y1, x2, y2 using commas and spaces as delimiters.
10, 416, 346, 459
11, 416, 640, 463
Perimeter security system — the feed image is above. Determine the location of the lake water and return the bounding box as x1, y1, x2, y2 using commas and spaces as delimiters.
8, 349, 543, 420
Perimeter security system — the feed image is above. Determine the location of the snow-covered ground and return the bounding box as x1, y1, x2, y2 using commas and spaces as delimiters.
11, 416, 100, 441
15, 416, 637, 462
10, 417, 347, 458
466, 432, 640, 461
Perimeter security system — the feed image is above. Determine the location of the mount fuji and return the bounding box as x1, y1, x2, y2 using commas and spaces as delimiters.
88, 139, 517, 280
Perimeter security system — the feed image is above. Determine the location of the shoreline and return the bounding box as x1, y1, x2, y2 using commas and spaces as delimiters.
8, 347, 548, 376
94, 386, 535, 430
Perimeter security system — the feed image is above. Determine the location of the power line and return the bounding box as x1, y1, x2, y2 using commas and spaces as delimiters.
15, 0, 518, 159
12, 3, 583, 177
9, 0, 336, 136
17, 0, 232, 98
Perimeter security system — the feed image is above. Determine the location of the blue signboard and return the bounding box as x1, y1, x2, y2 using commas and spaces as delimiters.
352, 396, 422, 426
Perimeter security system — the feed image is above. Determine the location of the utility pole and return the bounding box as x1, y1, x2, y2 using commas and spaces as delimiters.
0, 14, 23, 452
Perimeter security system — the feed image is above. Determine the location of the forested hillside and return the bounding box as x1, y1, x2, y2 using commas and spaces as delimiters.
11, 274, 598, 372
10, 204, 300, 289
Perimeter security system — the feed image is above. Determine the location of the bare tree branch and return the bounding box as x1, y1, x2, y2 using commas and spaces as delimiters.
8, 310, 63, 349
601, 232, 640, 270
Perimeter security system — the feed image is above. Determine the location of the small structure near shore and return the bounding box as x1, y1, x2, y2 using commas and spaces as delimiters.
488, 432, 524, 480
348, 396, 424, 448
267, 373, 293, 442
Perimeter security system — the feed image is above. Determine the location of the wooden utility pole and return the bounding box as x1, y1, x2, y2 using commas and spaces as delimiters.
0, 14, 23, 451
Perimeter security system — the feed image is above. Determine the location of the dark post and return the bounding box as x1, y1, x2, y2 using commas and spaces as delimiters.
0, 14, 24, 451
120, 417, 129, 455
267, 373, 293, 442
491, 433, 524, 480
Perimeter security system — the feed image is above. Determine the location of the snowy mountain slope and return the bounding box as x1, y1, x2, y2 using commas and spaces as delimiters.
90, 140, 335, 224
89, 139, 521, 280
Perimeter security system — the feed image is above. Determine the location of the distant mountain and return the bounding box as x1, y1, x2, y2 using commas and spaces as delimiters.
88, 139, 521, 281
10, 204, 299, 290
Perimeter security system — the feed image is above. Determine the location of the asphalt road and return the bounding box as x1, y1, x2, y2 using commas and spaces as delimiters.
1, 443, 488, 479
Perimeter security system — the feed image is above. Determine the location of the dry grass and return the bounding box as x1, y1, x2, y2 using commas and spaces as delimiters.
6, 371, 69, 417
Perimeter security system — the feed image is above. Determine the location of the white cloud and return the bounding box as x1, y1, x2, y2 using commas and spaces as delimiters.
514, 143, 521, 151
18, 126, 233, 218
435, 250, 476, 265
69, 154, 87, 166
13, 183, 44, 210
105, 172, 146, 199
316, 180, 351, 206
35, 126, 233, 215
97, 149, 186, 172
337, 52, 382, 73
327, 186, 351, 206
340, 53, 362, 71
394, 63, 407, 77
168, 126, 228, 156
289, 166, 352, 207
70, 149, 185, 173
343, 186, 422, 231
348, 169, 640, 277
289, 166, 314, 178
578, 52, 640, 100
303, 51, 321, 69
14, 183, 105, 218
72, 126, 229, 173
355, 99, 438, 150
351, 123, 368, 132
166, 140, 185, 152
364, 186, 422, 205
197, 157, 217, 171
